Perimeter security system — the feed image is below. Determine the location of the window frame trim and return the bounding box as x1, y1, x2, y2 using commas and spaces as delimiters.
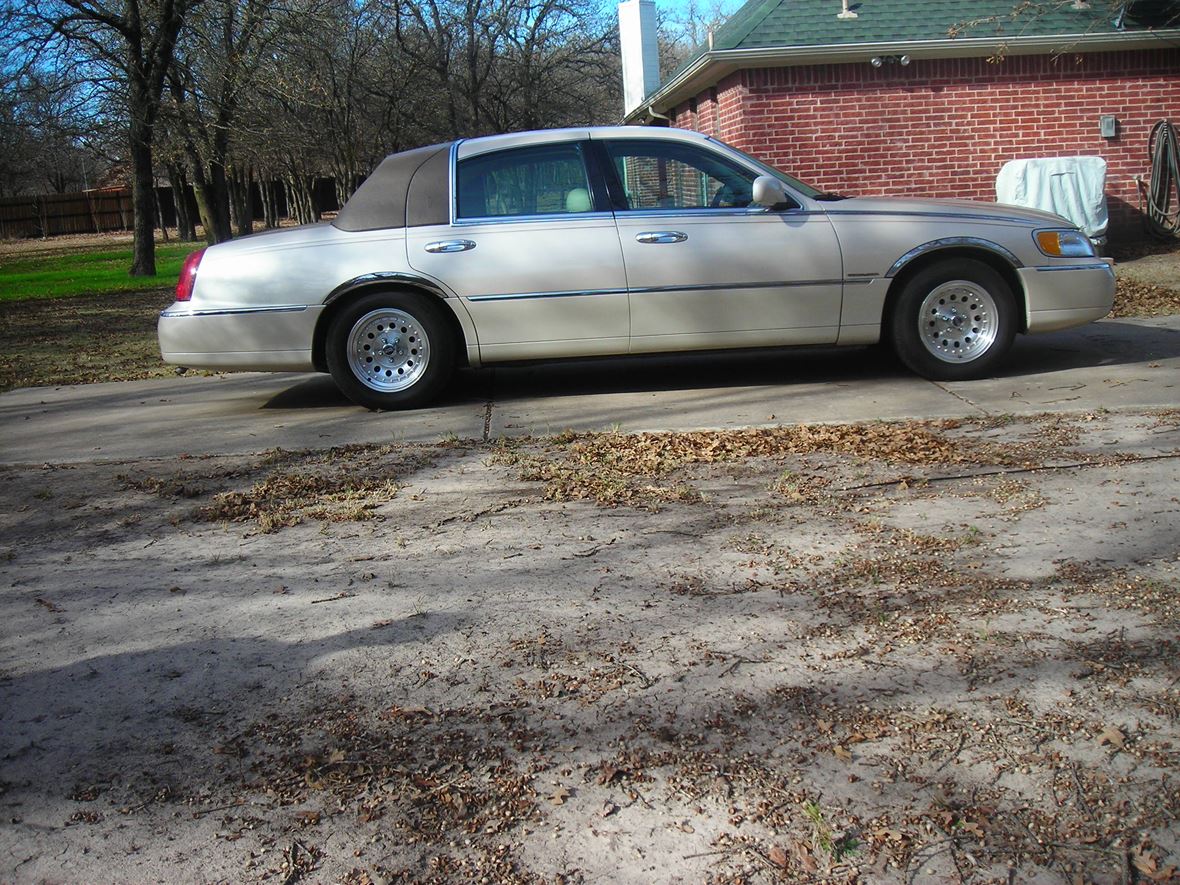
593, 136, 762, 214
449, 138, 612, 225
593, 137, 807, 215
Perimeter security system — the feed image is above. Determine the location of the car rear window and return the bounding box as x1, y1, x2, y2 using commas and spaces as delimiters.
457, 143, 593, 220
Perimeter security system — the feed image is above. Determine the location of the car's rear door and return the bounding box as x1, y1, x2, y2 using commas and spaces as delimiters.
593, 135, 844, 353
406, 136, 629, 362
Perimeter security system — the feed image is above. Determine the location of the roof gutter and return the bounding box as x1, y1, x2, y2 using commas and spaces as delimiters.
624, 30, 1180, 123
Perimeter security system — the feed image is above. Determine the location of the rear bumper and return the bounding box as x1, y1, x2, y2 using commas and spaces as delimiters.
158, 304, 322, 371
1021, 262, 1115, 334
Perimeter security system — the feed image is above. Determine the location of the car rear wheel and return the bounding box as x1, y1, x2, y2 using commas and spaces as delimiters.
326, 291, 455, 410
890, 259, 1017, 380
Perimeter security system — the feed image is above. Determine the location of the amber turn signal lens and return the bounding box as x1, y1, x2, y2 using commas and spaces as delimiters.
1034, 230, 1094, 258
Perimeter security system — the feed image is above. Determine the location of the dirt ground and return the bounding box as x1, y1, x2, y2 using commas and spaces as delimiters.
1111, 240, 1180, 317
2, 411, 1178, 884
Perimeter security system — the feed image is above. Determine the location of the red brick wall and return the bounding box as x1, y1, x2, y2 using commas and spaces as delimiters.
672, 49, 1180, 239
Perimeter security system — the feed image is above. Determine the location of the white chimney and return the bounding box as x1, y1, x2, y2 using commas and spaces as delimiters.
619, 0, 660, 117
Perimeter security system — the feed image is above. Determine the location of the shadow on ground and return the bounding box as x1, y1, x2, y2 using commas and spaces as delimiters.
262, 321, 1180, 413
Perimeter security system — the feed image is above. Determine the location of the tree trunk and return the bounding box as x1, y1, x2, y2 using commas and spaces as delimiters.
284, 171, 317, 225
207, 161, 233, 242
259, 176, 279, 229
168, 164, 197, 241
154, 181, 170, 241
129, 129, 157, 276
188, 156, 232, 244
228, 166, 253, 237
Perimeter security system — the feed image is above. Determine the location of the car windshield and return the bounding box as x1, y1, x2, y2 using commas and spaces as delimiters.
708, 139, 842, 201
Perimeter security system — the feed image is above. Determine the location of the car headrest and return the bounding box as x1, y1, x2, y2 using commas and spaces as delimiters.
565, 188, 591, 213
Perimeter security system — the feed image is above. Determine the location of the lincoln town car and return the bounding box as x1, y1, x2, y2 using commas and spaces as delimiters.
158, 127, 1116, 410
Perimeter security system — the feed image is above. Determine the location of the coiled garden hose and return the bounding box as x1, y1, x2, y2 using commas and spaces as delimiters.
1141, 119, 1180, 239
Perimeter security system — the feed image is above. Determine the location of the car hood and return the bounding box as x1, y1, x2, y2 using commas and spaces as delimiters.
820, 196, 1072, 228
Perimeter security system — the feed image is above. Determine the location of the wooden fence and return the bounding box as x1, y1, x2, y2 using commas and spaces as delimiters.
0, 188, 135, 239
1, 179, 343, 239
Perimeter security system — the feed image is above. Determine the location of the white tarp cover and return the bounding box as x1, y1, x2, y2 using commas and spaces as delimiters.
995, 156, 1109, 240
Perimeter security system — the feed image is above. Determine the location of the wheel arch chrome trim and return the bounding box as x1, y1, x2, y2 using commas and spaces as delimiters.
323, 271, 453, 305
885, 238, 1024, 278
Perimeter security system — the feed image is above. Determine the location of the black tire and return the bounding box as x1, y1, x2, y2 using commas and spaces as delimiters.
889, 258, 1018, 381
325, 291, 455, 410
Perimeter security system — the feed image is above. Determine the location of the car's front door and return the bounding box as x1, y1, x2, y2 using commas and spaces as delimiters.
406, 138, 628, 362
595, 136, 844, 353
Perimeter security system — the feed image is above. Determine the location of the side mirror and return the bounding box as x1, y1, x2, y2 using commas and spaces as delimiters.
752, 175, 792, 210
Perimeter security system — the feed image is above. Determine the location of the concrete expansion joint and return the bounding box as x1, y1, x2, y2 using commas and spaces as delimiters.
933, 380, 987, 414
482, 368, 496, 442
482, 401, 494, 442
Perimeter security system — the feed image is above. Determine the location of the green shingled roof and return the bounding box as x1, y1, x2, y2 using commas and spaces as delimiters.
705, 0, 1171, 52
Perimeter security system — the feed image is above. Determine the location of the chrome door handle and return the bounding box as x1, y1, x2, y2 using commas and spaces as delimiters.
635, 231, 688, 244
424, 239, 476, 253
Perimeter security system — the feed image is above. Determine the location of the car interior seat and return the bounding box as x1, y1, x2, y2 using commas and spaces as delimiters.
565, 188, 592, 213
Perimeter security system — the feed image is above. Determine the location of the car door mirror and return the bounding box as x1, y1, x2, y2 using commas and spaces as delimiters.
752, 176, 792, 210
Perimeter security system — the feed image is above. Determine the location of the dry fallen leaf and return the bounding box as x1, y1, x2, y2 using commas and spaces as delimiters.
833, 745, 853, 762
1132, 851, 1158, 875
1129, 845, 1177, 881
1098, 724, 1126, 749
596, 763, 622, 785
767, 845, 789, 869
549, 786, 571, 806
961, 820, 985, 838
794, 840, 819, 873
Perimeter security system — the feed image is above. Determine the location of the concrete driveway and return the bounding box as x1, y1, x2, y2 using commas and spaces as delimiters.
2, 316, 1178, 465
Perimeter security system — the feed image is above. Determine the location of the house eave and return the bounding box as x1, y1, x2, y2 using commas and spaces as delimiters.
623, 30, 1180, 123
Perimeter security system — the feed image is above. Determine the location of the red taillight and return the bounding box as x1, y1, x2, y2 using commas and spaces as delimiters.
175, 248, 206, 302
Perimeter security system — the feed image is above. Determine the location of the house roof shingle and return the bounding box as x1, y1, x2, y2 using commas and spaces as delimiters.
705, 0, 1174, 54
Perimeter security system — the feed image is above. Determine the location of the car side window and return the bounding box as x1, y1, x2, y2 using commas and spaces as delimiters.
457, 143, 594, 220
603, 139, 757, 211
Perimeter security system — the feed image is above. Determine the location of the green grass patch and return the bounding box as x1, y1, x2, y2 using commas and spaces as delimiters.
0, 242, 193, 301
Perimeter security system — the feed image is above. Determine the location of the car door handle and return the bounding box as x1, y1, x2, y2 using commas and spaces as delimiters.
424, 239, 476, 253
635, 231, 688, 244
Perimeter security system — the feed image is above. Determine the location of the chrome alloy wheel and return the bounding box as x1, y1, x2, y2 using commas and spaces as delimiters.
918, 281, 999, 363
346, 308, 431, 392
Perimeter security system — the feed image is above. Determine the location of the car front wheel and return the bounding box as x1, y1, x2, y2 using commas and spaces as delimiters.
325, 291, 455, 410
890, 259, 1017, 381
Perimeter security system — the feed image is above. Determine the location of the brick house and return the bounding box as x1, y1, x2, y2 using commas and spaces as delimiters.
620, 0, 1180, 239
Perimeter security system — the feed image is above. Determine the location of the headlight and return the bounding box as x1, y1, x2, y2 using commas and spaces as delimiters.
1034, 229, 1096, 258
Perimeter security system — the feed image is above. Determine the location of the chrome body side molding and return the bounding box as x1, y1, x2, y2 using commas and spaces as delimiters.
160, 304, 309, 319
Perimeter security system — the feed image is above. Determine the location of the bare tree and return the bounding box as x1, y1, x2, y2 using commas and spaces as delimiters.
163, 0, 284, 243
657, 0, 738, 79
10, 0, 200, 273
389, 0, 619, 138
